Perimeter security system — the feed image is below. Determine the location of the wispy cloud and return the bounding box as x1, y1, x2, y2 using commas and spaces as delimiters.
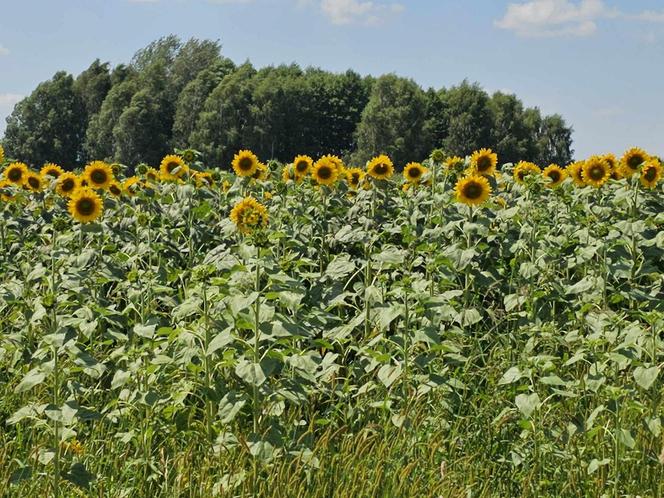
0, 94, 24, 135
0, 44, 9, 56
496, 0, 664, 38
320, 0, 404, 26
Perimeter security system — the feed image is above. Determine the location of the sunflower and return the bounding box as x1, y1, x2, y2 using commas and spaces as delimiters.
56, 173, 80, 197
0, 145, 4, 164
281, 164, 294, 182
640, 160, 663, 189
108, 181, 123, 197
68, 188, 103, 223
582, 156, 611, 188
312, 157, 339, 186
195, 171, 214, 188
455, 175, 492, 206
470, 148, 498, 176
25, 171, 44, 192
4, 162, 29, 186
0, 179, 15, 201
566, 162, 586, 187
293, 155, 313, 178
542, 164, 567, 188
40, 163, 65, 180
366, 155, 394, 180
445, 156, 465, 171
252, 162, 269, 181
231, 150, 259, 177
320, 155, 345, 175
403, 162, 428, 183
160, 155, 188, 181
620, 147, 649, 177
123, 176, 142, 196
230, 196, 269, 234
513, 161, 541, 184
83, 161, 114, 189
145, 167, 161, 183
346, 167, 364, 190
602, 154, 621, 180
222, 180, 232, 192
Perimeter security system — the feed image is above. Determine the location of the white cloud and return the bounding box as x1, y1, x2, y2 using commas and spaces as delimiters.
0, 44, 9, 56
0, 94, 24, 135
631, 10, 664, 23
495, 0, 617, 38
320, 0, 403, 26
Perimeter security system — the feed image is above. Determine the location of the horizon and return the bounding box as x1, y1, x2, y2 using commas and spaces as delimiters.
1, 0, 664, 160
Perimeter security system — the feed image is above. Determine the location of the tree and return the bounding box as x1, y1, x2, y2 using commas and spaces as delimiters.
441, 81, 493, 157
172, 59, 236, 148
488, 92, 534, 165
190, 63, 258, 167
537, 114, 574, 165
352, 74, 431, 167
3, 71, 86, 167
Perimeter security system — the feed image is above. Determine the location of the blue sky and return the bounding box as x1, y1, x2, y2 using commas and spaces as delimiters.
0, 0, 663, 160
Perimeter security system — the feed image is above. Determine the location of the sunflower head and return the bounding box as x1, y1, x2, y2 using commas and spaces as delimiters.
123, 176, 142, 196
513, 161, 541, 184
194, 171, 214, 188
640, 160, 663, 189
25, 172, 44, 192
108, 181, 123, 197
403, 162, 428, 183
0, 145, 4, 165
470, 148, 498, 176
582, 156, 611, 188
68, 188, 103, 223
542, 164, 567, 188
366, 155, 394, 180
346, 167, 364, 190
0, 179, 16, 201
566, 162, 586, 187
160, 155, 188, 181
430, 149, 446, 163
84, 161, 114, 189
620, 147, 649, 176
4, 162, 29, 185
145, 167, 161, 183
56, 173, 80, 197
312, 157, 339, 186
445, 156, 466, 171
252, 162, 269, 181
40, 163, 64, 180
231, 150, 259, 177
230, 196, 269, 234
293, 155, 313, 178
455, 175, 492, 206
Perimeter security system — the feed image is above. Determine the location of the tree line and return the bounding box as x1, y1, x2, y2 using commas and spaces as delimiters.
2, 36, 574, 169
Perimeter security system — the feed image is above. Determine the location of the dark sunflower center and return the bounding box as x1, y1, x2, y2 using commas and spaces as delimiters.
547, 170, 561, 182
644, 167, 657, 182
373, 163, 388, 175
463, 182, 483, 199
477, 156, 492, 172
589, 164, 606, 181
167, 162, 180, 174
45, 169, 60, 178
62, 179, 75, 192
627, 155, 645, 169
239, 158, 254, 171
8, 168, 22, 182
407, 168, 422, 179
28, 177, 40, 189
351, 172, 360, 183
295, 161, 308, 173
110, 185, 121, 195
76, 198, 95, 216
318, 166, 332, 180
91, 169, 108, 184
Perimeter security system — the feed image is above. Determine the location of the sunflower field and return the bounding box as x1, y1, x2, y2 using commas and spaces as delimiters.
1, 143, 664, 497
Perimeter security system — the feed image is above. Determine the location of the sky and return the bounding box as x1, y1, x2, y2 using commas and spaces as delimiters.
0, 0, 663, 160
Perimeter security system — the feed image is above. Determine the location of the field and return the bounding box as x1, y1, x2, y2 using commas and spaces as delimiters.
1, 147, 663, 497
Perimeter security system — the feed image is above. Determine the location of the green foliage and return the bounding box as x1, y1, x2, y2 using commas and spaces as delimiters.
2, 36, 574, 169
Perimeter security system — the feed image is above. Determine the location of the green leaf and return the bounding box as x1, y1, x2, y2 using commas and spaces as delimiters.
633, 366, 659, 390
515, 393, 540, 419
566, 276, 594, 295
133, 323, 156, 339
64, 463, 94, 490
15, 369, 46, 394
235, 361, 266, 387
618, 428, 635, 449
377, 364, 401, 388
498, 366, 522, 385
218, 392, 247, 424
111, 369, 132, 389
206, 329, 234, 356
